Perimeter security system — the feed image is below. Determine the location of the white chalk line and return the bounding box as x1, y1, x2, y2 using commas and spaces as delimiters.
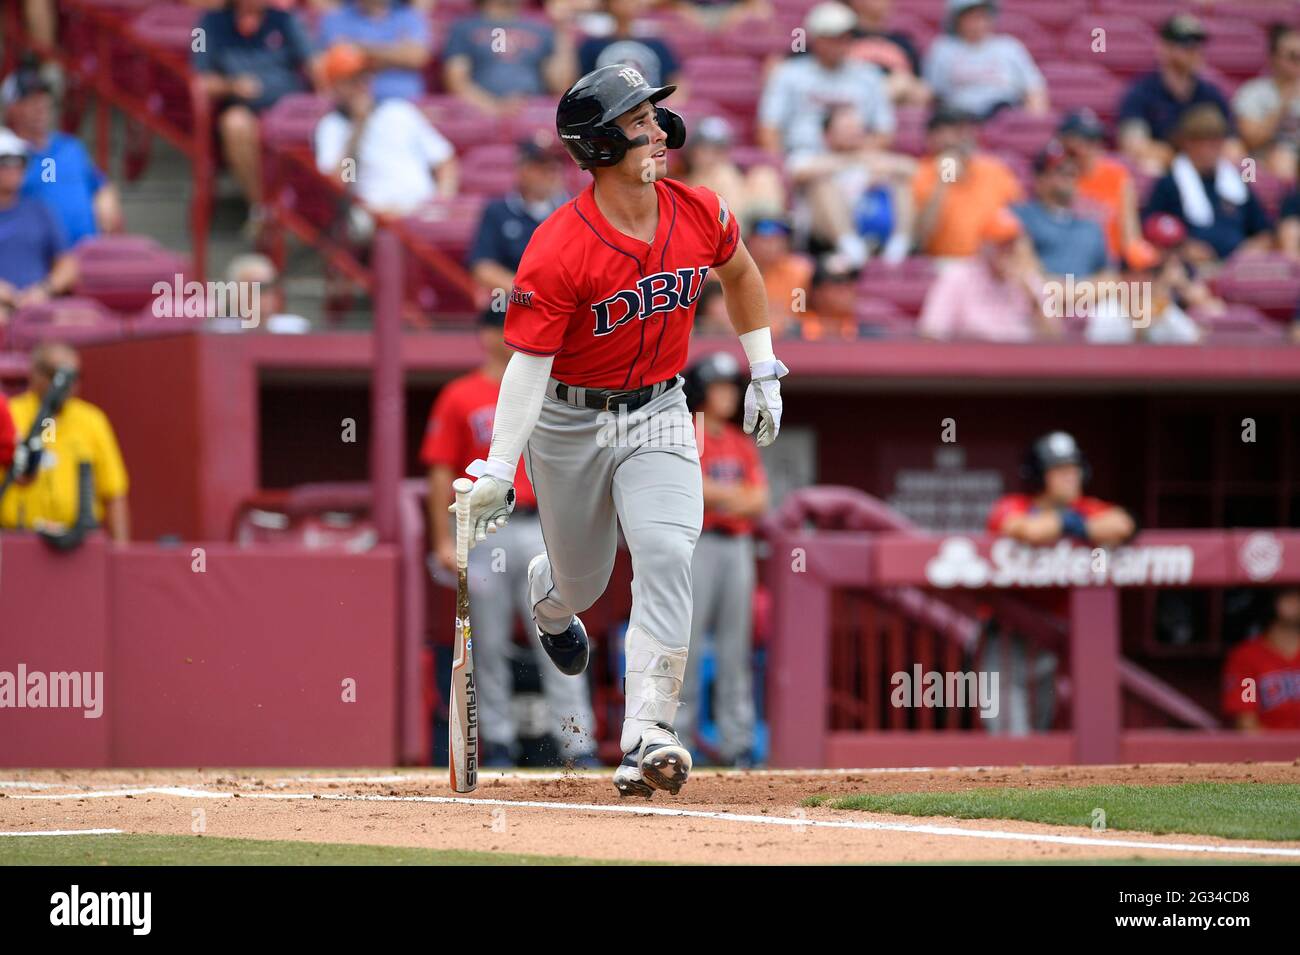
5, 785, 1299, 859
0, 828, 123, 837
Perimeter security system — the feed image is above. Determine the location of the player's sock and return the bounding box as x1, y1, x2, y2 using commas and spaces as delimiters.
620, 625, 687, 754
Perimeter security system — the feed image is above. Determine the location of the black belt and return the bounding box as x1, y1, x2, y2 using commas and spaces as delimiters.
549, 376, 678, 412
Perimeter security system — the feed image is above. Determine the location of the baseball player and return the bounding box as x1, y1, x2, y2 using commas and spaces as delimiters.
678, 352, 770, 766
456, 64, 789, 798
423, 308, 598, 767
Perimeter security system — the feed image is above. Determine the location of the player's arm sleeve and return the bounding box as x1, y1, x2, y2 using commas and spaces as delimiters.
502, 239, 575, 356
474, 351, 554, 483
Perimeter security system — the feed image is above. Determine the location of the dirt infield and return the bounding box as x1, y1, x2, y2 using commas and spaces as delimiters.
3, 762, 1299, 864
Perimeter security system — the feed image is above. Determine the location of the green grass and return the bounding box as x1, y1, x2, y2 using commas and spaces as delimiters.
803, 783, 1300, 842
0, 834, 648, 866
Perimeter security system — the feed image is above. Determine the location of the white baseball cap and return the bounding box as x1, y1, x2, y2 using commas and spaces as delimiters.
0, 127, 28, 160
806, 2, 857, 38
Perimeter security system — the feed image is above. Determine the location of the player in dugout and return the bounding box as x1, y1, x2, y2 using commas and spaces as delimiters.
982, 431, 1135, 734
1223, 585, 1300, 732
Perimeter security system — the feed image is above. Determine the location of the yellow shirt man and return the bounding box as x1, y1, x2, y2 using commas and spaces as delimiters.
0, 392, 128, 532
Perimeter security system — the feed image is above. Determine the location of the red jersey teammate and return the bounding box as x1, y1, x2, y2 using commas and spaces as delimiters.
987, 431, 1135, 548
457, 64, 789, 798
1223, 586, 1300, 731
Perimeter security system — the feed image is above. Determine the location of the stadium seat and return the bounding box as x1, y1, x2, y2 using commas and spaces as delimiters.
1000, 0, 1087, 31
1201, 19, 1269, 82
857, 258, 936, 316
1039, 62, 1125, 125
73, 235, 190, 313
1195, 303, 1285, 343
718, 15, 804, 59
991, 11, 1060, 64
6, 297, 124, 350
459, 143, 520, 198
891, 106, 928, 157
980, 109, 1060, 160
1064, 15, 1158, 80
1210, 253, 1300, 321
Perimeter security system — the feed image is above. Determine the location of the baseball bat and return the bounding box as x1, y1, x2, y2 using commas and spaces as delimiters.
449, 477, 478, 793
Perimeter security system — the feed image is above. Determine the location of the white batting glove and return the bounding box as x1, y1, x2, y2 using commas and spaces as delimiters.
454, 459, 517, 546
743, 358, 789, 448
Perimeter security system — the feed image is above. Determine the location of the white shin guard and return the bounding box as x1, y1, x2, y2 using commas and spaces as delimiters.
620, 626, 687, 754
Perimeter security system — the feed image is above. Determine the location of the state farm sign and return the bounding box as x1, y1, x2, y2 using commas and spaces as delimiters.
924, 537, 1195, 589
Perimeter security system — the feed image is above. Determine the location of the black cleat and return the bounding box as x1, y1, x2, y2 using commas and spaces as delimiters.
538, 616, 589, 676
636, 723, 692, 796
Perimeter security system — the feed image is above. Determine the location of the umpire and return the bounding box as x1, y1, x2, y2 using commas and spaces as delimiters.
678, 352, 770, 766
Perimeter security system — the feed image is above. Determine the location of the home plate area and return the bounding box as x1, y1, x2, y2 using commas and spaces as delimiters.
2, 763, 1298, 865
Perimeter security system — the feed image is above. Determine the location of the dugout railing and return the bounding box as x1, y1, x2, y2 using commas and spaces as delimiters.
764, 486, 1300, 768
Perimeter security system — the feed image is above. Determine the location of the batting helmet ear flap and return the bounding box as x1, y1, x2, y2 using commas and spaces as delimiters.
657, 107, 686, 150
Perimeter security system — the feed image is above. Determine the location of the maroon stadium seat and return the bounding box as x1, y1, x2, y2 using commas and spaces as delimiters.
857, 258, 936, 316
718, 15, 803, 59
992, 11, 1060, 64
1195, 303, 1285, 343
1064, 15, 1158, 80
1040, 61, 1125, 125
259, 94, 332, 152
892, 106, 928, 157
73, 235, 189, 313
1211, 253, 1300, 321
1201, 19, 1268, 82
7, 297, 123, 350
980, 108, 1061, 159
459, 143, 519, 197
1000, 0, 1086, 31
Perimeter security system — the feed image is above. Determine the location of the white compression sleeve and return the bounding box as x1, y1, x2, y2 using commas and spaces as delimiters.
470, 351, 554, 483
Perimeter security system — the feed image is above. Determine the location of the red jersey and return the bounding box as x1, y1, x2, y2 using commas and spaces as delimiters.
420, 369, 537, 510
986, 494, 1115, 534
1222, 637, 1300, 730
504, 177, 741, 389
699, 421, 766, 536
0, 394, 14, 469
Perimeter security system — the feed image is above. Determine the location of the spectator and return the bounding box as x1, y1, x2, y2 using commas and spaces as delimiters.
422, 307, 597, 767
1118, 13, 1235, 176
923, 0, 1048, 120
315, 0, 432, 102
0, 342, 130, 543
22, 0, 58, 51
676, 115, 785, 226
678, 351, 769, 767
3, 62, 122, 244
0, 129, 77, 325
911, 106, 1022, 258
794, 260, 861, 341
1083, 237, 1205, 345
1141, 211, 1225, 316
745, 215, 811, 339
1234, 23, 1300, 182
442, 0, 577, 115
758, 2, 895, 268
1013, 141, 1109, 279
1145, 105, 1272, 263
1058, 109, 1140, 263
848, 0, 928, 107
982, 431, 1134, 733
314, 44, 457, 228
918, 207, 1058, 342
193, 0, 313, 231
578, 0, 681, 89
0, 391, 14, 470
790, 104, 914, 268
670, 0, 771, 32
467, 136, 567, 303
1223, 585, 1300, 731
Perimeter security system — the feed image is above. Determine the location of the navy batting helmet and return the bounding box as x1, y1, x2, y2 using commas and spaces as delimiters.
683, 351, 742, 411
1022, 431, 1091, 489
556, 64, 686, 170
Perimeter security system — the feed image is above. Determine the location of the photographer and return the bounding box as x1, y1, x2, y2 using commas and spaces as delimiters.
0, 342, 130, 543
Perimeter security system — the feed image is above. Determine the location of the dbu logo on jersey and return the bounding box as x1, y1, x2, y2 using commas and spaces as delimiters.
591, 268, 709, 337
